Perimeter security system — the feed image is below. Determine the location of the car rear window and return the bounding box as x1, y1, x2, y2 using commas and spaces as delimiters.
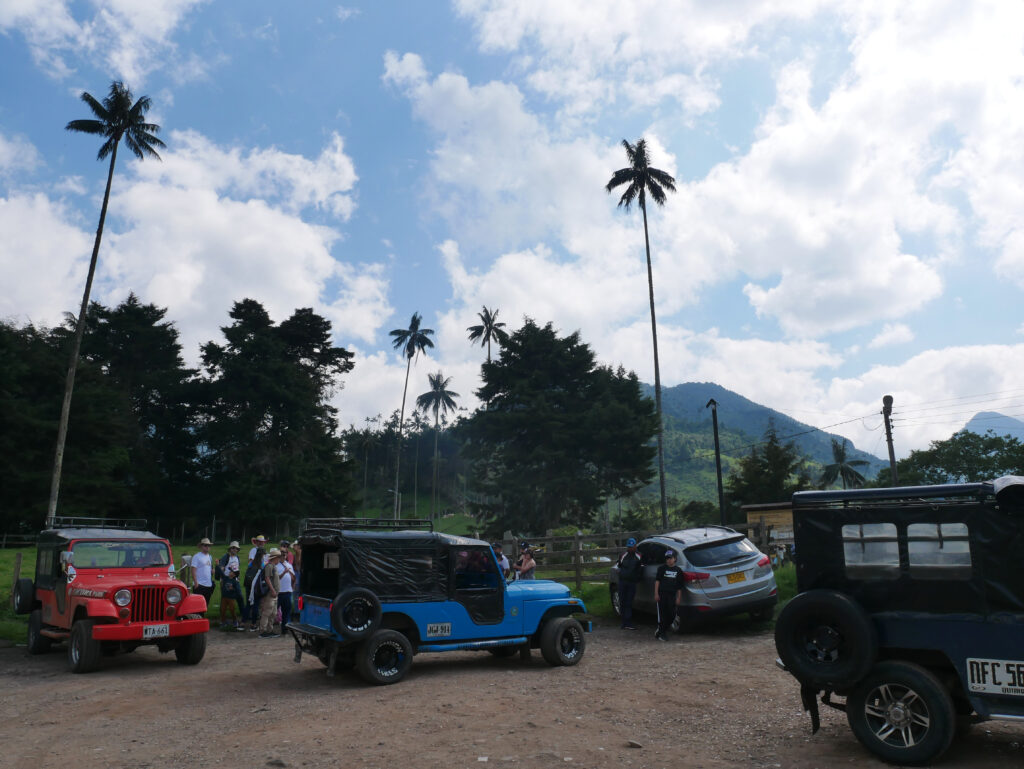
684, 537, 758, 567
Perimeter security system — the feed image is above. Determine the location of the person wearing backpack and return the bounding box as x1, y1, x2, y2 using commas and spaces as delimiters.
217, 541, 244, 630
244, 542, 266, 632
257, 548, 283, 638
616, 538, 643, 630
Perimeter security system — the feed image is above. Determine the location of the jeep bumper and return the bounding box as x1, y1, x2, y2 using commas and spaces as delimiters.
92, 617, 209, 641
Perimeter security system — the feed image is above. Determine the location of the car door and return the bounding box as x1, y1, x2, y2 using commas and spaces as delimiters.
634, 542, 665, 611
452, 546, 505, 627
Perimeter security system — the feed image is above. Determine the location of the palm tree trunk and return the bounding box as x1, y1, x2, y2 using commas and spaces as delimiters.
641, 201, 669, 528
46, 143, 119, 527
393, 356, 412, 518
413, 430, 419, 517
432, 412, 440, 521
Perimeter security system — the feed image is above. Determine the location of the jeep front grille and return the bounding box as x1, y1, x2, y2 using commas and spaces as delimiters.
131, 587, 166, 622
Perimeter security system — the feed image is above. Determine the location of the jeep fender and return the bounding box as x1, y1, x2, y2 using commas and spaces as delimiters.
178, 593, 207, 616
84, 598, 118, 620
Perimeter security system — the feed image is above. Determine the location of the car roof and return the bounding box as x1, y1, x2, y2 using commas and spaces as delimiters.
647, 526, 742, 547
299, 527, 488, 548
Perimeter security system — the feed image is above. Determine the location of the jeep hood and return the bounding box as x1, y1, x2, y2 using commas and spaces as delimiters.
507, 579, 571, 600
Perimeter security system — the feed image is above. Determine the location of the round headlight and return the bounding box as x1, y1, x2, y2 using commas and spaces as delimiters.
114, 589, 132, 607
166, 587, 183, 605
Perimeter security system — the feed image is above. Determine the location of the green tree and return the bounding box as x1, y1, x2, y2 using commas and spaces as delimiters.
460, 320, 657, 533
416, 370, 460, 520
873, 429, 1024, 487
198, 300, 355, 529
725, 424, 812, 516
606, 138, 677, 528
49, 82, 165, 525
466, 306, 509, 362
820, 437, 868, 490
388, 312, 434, 518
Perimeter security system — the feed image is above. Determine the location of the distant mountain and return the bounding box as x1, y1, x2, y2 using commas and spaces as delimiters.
964, 411, 1024, 442
640, 382, 887, 502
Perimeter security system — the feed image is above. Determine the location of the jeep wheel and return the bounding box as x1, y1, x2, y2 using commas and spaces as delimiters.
846, 661, 955, 766
69, 619, 101, 673
174, 619, 207, 665
356, 630, 413, 685
13, 578, 34, 615
27, 610, 52, 654
540, 617, 586, 666
331, 588, 382, 640
610, 585, 621, 616
774, 589, 876, 689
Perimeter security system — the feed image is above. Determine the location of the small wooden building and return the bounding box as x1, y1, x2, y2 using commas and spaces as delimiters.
741, 501, 794, 546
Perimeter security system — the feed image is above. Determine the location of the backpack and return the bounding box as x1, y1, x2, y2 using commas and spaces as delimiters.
214, 553, 228, 581
253, 567, 269, 600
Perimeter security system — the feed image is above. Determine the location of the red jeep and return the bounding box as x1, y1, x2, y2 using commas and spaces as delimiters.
12, 518, 209, 673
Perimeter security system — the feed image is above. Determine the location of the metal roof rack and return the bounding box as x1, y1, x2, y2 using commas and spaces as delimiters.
793, 483, 992, 508
301, 517, 434, 532
49, 516, 149, 530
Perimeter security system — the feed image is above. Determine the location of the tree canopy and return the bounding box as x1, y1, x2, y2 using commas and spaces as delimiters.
459, 320, 657, 533
725, 424, 812, 513
873, 428, 1024, 487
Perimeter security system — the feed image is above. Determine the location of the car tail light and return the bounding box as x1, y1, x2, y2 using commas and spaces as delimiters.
753, 555, 772, 577
683, 571, 714, 588
297, 596, 304, 611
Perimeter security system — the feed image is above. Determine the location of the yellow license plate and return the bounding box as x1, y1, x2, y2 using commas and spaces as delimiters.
727, 572, 746, 584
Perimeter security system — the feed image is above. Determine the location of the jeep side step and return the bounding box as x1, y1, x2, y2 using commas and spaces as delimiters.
418, 636, 529, 653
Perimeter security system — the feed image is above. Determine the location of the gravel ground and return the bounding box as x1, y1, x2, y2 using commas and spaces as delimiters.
1, 616, 1021, 769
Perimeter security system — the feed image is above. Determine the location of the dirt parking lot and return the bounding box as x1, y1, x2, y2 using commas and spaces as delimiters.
1, 617, 1021, 769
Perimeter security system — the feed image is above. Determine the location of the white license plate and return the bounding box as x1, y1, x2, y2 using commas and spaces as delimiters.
143, 624, 170, 639
967, 657, 1024, 696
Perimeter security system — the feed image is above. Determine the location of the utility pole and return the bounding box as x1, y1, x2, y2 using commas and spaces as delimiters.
882, 394, 898, 485
706, 399, 726, 526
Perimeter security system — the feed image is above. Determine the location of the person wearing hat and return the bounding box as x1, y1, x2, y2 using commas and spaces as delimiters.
492, 542, 510, 578
616, 537, 643, 630
654, 550, 683, 641
244, 535, 268, 631
248, 534, 268, 567
191, 538, 215, 613
275, 542, 296, 635
257, 548, 283, 638
513, 542, 536, 580
217, 541, 244, 630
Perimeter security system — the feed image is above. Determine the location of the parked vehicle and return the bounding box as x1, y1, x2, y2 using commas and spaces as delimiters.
287, 518, 590, 685
775, 478, 1024, 765
608, 526, 778, 630
12, 517, 209, 673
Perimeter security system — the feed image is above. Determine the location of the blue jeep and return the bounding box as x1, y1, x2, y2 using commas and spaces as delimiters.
286, 519, 590, 684
775, 477, 1024, 765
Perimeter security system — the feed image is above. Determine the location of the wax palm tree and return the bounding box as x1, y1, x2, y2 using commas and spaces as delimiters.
466, 306, 508, 363
389, 312, 435, 517
47, 82, 165, 526
417, 371, 460, 520
821, 437, 869, 490
606, 138, 676, 528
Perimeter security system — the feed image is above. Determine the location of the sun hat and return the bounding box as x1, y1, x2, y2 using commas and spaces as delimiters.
198, 537, 212, 546
280, 539, 290, 547
626, 537, 637, 547
228, 541, 240, 550
251, 534, 268, 544
665, 550, 676, 559
266, 547, 282, 559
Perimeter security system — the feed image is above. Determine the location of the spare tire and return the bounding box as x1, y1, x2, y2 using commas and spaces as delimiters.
13, 578, 34, 615
331, 588, 382, 640
775, 589, 877, 689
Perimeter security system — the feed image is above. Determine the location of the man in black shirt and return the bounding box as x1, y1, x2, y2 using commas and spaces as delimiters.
654, 550, 683, 641
616, 537, 642, 630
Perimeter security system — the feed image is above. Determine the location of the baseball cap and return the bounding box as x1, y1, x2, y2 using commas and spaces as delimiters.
626, 537, 637, 547
665, 550, 676, 558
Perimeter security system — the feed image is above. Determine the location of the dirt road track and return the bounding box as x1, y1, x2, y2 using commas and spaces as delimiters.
1, 618, 1020, 769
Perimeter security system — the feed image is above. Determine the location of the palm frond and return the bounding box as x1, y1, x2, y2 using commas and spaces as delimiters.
79, 92, 110, 122
604, 168, 634, 193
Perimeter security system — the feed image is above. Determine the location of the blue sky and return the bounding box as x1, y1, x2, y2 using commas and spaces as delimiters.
3, 1, 1024, 460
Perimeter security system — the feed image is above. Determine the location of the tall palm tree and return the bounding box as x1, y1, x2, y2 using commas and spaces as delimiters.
47, 81, 165, 526
821, 437, 869, 490
466, 306, 509, 362
416, 371, 460, 520
606, 138, 676, 528
389, 312, 435, 518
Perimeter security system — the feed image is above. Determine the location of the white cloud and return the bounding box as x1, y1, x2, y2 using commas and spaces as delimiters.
0, 132, 42, 177
868, 323, 914, 349
0, 0, 208, 83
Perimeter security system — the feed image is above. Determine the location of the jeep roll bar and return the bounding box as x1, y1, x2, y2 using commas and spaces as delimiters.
301, 517, 434, 532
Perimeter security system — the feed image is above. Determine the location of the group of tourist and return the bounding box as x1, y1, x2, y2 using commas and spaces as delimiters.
187, 534, 299, 639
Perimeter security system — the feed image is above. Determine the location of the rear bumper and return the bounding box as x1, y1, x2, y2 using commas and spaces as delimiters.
679, 593, 777, 621
92, 618, 208, 641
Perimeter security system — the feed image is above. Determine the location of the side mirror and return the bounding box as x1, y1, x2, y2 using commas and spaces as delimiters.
60, 551, 74, 566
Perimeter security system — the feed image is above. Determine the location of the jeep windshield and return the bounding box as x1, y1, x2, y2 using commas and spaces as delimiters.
71, 540, 170, 568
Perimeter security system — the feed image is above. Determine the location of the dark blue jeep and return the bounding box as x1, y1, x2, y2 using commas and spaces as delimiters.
286, 519, 590, 684
775, 477, 1024, 765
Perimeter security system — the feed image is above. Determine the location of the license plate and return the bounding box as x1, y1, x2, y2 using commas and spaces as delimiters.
727, 572, 746, 584
143, 624, 169, 639
967, 658, 1024, 696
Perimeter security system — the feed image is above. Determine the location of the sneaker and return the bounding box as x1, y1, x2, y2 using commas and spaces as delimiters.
259, 632, 276, 638
623, 624, 637, 630
248, 626, 258, 632
656, 634, 667, 642
235, 625, 245, 632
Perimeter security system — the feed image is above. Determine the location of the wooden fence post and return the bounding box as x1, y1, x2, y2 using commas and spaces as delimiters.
574, 530, 582, 593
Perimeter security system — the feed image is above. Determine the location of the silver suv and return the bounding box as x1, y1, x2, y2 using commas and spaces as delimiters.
609, 526, 778, 630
